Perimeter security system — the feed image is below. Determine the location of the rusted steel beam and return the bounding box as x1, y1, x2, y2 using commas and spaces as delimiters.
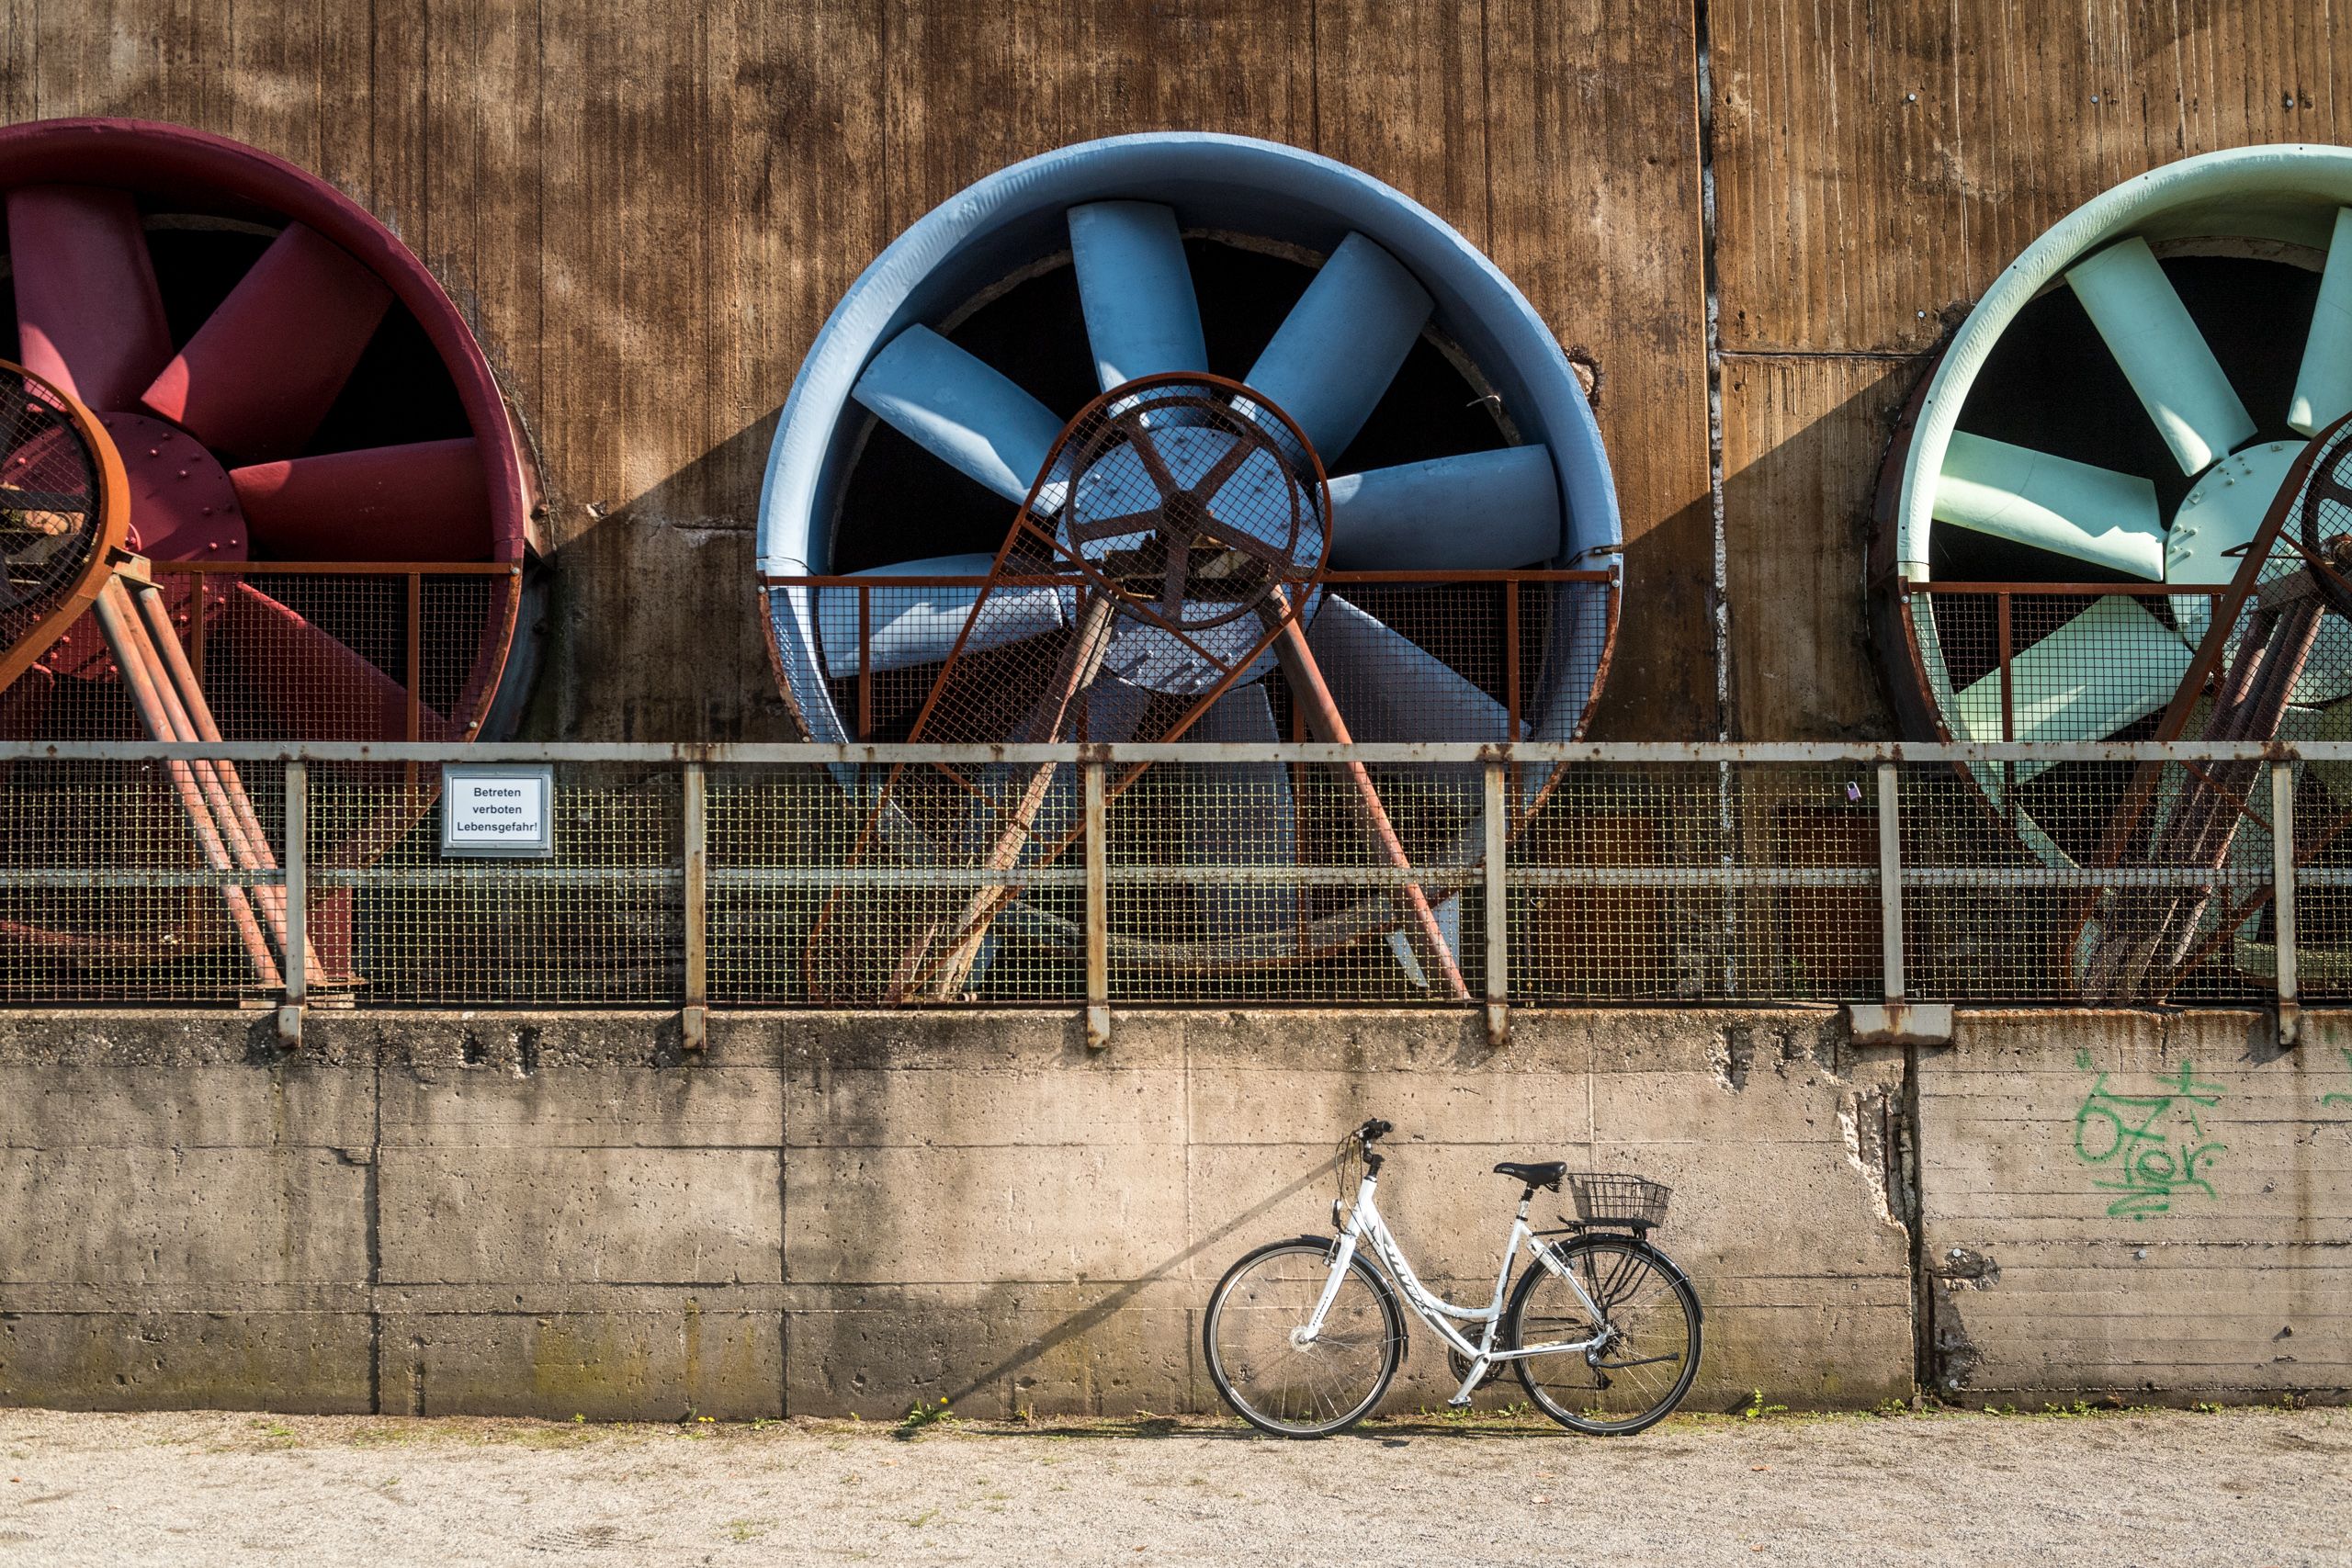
91, 576, 281, 987
1272, 608, 1468, 1002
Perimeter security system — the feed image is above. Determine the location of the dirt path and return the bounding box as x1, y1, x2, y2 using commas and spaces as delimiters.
0, 1405, 2343, 1566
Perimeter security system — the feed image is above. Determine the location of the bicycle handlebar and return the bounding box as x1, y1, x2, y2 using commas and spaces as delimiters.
1359, 1118, 1393, 1145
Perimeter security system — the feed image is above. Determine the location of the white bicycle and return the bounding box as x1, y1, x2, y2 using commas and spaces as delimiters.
1204, 1119, 1702, 1438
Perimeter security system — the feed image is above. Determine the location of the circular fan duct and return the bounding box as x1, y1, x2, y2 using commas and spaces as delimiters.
757, 132, 1621, 988
0, 118, 541, 747
0, 119, 543, 987
1876, 148, 2352, 844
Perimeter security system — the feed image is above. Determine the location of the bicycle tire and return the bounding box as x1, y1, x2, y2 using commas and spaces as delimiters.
1504, 1232, 1702, 1436
1204, 1235, 1406, 1438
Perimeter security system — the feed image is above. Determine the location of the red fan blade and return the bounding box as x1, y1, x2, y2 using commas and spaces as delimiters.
6, 185, 174, 412
228, 438, 491, 560
214, 581, 449, 740
141, 223, 391, 460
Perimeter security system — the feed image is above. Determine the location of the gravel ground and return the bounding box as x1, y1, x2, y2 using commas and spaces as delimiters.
0, 1404, 2344, 1567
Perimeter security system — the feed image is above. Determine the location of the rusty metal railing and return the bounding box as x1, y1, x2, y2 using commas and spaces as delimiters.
0, 739, 2344, 1038
759, 569, 1618, 744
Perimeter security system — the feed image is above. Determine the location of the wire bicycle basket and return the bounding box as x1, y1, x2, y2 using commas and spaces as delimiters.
1565, 1172, 1672, 1231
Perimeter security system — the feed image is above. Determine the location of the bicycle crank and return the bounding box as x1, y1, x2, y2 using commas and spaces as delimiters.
1445, 1345, 1504, 1393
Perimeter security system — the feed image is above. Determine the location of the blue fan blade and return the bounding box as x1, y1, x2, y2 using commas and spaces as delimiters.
1328, 446, 1561, 570
1069, 201, 1209, 389
1306, 593, 1514, 741
1244, 232, 1432, 462
853, 325, 1065, 503
816, 553, 1067, 676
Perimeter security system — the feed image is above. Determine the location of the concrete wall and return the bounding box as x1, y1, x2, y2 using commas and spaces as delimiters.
0, 1006, 2345, 1419
1919, 1011, 2352, 1405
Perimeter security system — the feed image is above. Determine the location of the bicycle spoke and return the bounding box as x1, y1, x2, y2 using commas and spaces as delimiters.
1510, 1235, 1700, 1435
1207, 1243, 1400, 1437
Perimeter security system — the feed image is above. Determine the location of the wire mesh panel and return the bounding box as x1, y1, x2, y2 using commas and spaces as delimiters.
1898, 759, 2275, 1004
9, 565, 518, 745
706, 764, 831, 1005
1102, 759, 1484, 1004
1508, 762, 1879, 1002
308, 761, 680, 1005
0, 755, 285, 1002
168, 566, 517, 743
707, 761, 1082, 1006
1906, 588, 2228, 747
2293, 757, 2352, 1001
760, 759, 1091, 1006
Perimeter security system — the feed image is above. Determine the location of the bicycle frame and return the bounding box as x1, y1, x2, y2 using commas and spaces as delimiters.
1304, 1166, 1611, 1407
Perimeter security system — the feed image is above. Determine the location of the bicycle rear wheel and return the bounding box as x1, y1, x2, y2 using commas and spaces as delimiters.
1505, 1233, 1701, 1436
1204, 1237, 1404, 1438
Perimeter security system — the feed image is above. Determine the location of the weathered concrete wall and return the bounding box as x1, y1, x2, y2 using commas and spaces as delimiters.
2, 1006, 2345, 1419
1919, 1012, 2352, 1405
0, 1007, 1912, 1418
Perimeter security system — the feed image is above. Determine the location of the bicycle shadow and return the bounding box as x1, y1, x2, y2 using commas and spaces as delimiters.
931, 1145, 1611, 1438
935, 1152, 1346, 1415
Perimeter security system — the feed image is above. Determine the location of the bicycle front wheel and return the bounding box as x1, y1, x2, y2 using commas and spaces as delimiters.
1505, 1233, 1702, 1436
1204, 1237, 1404, 1438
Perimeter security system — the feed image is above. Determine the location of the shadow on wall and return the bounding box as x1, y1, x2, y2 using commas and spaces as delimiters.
523, 411, 799, 743
1721, 354, 1927, 741
1584, 487, 1720, 742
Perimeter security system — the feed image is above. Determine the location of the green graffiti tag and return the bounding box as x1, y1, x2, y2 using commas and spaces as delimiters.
2072, 1052, 2226, 1222
2324, 1048, 2352, 1111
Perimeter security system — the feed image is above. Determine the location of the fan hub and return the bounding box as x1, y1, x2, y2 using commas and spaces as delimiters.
2169, 435, 2352, 705
95, 412, 247, 564
1053, 405, 1326, 696
2166, 440, 2302, 590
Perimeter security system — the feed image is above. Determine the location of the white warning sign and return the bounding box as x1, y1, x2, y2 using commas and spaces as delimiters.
441, 765, 556, 858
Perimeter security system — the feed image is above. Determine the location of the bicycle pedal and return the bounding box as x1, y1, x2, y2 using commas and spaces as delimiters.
1445, 1394, 1473, 1408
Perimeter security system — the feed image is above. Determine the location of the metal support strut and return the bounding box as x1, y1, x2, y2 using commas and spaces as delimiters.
89, 561, 311, 1001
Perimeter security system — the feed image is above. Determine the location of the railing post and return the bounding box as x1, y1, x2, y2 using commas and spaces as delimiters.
1484, 759, 1509, 1046
278, 759, 307, 1049
856, 586, 874, 742
1083, 758, 1110, 1049
1876, 761, 1905, 1005
682, 760, 707, 1052
1502, 581, 1521, 739
2273, 760, 2300, 1045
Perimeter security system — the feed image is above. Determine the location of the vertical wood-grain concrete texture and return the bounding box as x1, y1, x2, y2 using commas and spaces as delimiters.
1918, 1012, 2352, 1403
0, 0, 1712, 740
1707, 0, 2352, 738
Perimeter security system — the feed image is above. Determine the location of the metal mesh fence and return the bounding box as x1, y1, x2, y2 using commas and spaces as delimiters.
5, 564, 517, 745
770, 570, 1615, 749
1102, 759, 1486, 1003
0, 754, 286, 1002
310, 761, 680, 1005
711, 761, 1091, 1006
0, 741, 2338, 1012
1897, 759, 2277, 1003
1511, 762, 1882, 1002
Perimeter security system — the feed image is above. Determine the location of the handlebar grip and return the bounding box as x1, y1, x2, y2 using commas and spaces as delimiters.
1363, 1119, 1393, 1142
